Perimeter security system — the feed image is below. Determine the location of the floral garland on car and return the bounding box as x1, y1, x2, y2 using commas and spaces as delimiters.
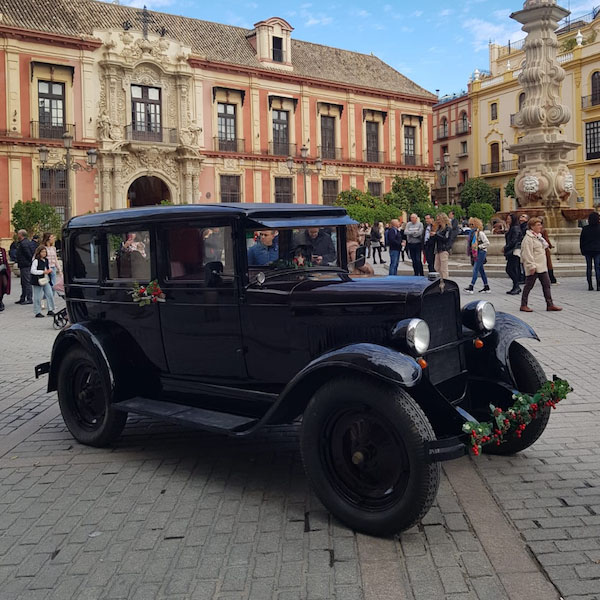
462, 377, 571, 455
130, 280, 166, 307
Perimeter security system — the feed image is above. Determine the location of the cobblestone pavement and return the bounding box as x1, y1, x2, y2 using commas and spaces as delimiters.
0, 271, 598, 600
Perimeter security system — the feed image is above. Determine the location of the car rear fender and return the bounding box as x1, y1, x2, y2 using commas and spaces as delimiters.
47, 322, 158, 400
265, 343, 422, 425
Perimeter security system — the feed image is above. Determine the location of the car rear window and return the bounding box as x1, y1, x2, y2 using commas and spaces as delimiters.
107, 231, 151, 280
72, 234, 100, 281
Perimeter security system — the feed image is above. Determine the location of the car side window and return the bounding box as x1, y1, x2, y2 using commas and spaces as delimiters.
72, 233, 100, 281
107, 230, 151, 281
165, 225, 234, 284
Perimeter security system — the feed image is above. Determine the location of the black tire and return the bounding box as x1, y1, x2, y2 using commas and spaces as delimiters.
300, 375, 440, 536
484, 342, 550, 455
57, 347, 127, 447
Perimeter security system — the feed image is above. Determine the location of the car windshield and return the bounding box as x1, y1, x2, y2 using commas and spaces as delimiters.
246, 227, 340, 273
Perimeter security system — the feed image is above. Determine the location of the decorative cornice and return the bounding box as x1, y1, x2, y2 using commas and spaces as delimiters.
188, 57, 438, 106
0, 25, 102, 51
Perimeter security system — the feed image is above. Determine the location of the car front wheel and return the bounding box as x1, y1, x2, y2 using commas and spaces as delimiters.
57, 347, 127, 447
300, 375, 440, 536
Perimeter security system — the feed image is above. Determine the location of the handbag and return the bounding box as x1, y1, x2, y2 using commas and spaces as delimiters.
38, 276, 49, 286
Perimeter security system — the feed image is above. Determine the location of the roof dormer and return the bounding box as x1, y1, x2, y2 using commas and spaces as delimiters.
249, 17, 293, 70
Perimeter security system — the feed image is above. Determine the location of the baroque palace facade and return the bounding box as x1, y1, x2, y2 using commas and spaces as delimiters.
0, 0, 436, 244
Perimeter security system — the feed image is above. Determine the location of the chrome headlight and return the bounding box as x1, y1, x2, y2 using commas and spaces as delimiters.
392, 318, 430, 355
462, 300, 496, 332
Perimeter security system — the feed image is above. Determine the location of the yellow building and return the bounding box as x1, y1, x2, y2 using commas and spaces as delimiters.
470, 7, 600, 212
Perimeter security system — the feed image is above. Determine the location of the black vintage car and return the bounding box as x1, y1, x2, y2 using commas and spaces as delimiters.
36, 204, 549, 536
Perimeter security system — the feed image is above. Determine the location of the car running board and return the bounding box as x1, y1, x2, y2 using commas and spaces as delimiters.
113, 397, 258, 434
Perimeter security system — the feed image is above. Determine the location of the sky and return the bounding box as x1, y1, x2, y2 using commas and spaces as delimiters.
118, 0, 600, 97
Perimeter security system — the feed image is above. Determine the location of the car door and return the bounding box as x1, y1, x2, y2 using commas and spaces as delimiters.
158, 219, 246, 380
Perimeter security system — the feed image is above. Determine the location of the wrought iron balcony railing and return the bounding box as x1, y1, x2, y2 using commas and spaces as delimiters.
456, 123, 470, 135
480, 159, 519, 174
402, 154, 422, 166
30, 121, 75, 140
213, 137, 246, 153
125, 125, 178, 144
269, 141, 297, 156
437, 127, 449, 140
318, 146, 343, 160
363, 149, 386, 164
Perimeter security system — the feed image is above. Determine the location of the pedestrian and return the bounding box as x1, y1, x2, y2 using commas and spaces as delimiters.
399, 220, 407, 262
464, 217, 490, 294
9, 234, 19, 262
41, 232, 61, 289
422, 214, 436, 273
370, 222, 384, 264
580, 211, 600, 291
363, 223, 372, 258
433, 212, 452, 279
504, 213, 523, 295
448, 210, 460, 252
518, 214, 529, 284
30, 245, 56, 318
346, 224, 374, 276
404, 213, 424, 276
14, 229, 36, 305
520, 217, 562, 312
540, 222, 557, 284
0, 245, 11, 312
387, 219, 403, 275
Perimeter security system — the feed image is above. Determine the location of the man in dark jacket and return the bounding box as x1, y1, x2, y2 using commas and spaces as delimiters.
14, 230, 36, 304
387, 219, 403, 276
295, 228, 336, 265
423, 214, 436, 273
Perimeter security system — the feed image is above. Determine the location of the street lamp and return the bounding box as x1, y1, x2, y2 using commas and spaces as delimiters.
287, 144, 322, 204
38, 133, 98, 221
434, 152, 459, 204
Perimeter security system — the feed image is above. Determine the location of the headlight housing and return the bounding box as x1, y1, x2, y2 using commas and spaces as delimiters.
462, 300, 496, 332
391, 318, 430, 356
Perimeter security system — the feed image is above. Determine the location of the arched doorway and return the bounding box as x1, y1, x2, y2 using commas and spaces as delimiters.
127, 176, 170, 207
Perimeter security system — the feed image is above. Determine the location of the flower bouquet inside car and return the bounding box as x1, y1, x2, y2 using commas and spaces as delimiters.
130, 279, 166, 306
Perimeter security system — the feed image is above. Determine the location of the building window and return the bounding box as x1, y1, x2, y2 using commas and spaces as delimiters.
273, 36, 284, 62
458, 111, 468, 134
586, 121, 600, 160
272, 110, 289, 155
220, 175, 241, 202
365, 121, 380, 162
322, 180, 339, 206
368, 181, 382, 197
217, 103, 238, 152
40, 168, 67, 221
131, 85, 161, 141
518, 93, 526, 111
460, 141, 468, 155
441, 145, 448, 158
439, 117, 448, 139
460, 170, 469, 184
404, 126, 416, 164
321, 116, 336, 159
37, 81, 65, 139
592, 72, 600, 106
274, 177, 293, 203
490, 102, 498, 121
490, 142, 500, 172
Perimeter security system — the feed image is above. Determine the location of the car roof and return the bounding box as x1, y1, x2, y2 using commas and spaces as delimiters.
65, 203, 351, 229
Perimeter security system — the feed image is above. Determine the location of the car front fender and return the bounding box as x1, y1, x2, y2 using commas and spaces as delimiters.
265, 343, 422, 424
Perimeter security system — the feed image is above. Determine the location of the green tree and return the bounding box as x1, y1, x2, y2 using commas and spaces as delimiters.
459, 178, 496, 210
336, 188, 401, 224
11, 200, 62, 238
504, 177, 515, 199
437, 204, 465, 219
468, 202, 496, 228
410, 201, 438, 221
386, 176, 430, 212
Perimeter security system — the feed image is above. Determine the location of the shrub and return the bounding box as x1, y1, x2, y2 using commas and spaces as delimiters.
504, 177, 515, 199
459, 178, 496, 210
468, 202, 496, 228
11, 200, 62, 238
336, 188, 402, 224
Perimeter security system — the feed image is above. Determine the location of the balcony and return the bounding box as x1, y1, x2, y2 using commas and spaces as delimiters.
269, 141, 296, 156
30, 121, 75, 140
213, 137, 246, 153
456, 123, 470, 135
582, 94, 600, 109
480, 159, 519, 174
437, 127, 449, 140
363, 149, 386, 163
402, 154, 422, 166
318, 146, 343, 160
125, 125, 177, 144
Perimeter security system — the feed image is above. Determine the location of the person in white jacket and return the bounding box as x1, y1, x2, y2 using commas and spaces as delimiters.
31, 245, 56, 318
464, 218, 491, 293
520, 217, 562, 312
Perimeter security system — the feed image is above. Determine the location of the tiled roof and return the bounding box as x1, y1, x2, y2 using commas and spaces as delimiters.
0, 0, 436, 100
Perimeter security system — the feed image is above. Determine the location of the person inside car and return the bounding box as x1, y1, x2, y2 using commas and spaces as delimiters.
248, 230, 279, 266
295, 227, 336, 265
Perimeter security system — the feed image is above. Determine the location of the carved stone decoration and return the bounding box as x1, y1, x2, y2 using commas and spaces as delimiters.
522, 175, 540, 193
370, 168, 380, 177
325, 164, 338, 176
278, 161, 291, 174
223, 158, 238, 171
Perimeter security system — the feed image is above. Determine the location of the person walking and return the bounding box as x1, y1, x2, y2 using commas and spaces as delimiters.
540, 223, 557, 284
580, 211, 600, 290
464, 218, 490, 294
518, 214, 529, 284
433, 213, 452, 279
520, 217, 562, 312
504, 213, 523, 295
370, 222, 385, 265
387, 219, 403, 275
42, 232, 61, 289
30, 245, 56, 318
14, 229, 36, 305
404, 213, 424, 276
0, 246, 11, 312
423, 214, 436, 273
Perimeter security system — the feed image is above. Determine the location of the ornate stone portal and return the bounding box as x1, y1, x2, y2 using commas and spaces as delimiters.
509, 0, 580, 232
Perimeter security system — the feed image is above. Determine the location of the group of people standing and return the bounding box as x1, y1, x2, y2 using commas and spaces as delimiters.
2, 230, 61, 318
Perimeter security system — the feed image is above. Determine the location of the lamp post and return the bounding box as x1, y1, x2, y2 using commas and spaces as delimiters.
287, 144, 322, 204
38, 133, 98, 221
434, 152, 459, 204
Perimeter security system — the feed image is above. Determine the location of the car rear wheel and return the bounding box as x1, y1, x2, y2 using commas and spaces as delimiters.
484, 342, 550, 455
57, 347, 127, 447
300, 375, 440, 536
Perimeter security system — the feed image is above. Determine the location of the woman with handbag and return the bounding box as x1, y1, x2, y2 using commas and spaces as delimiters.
433, 213, 451, 279
0, 246, 11, 312
42, 232, 61, 290
464, 217, 490, 293
503, 213, 522, 295
31, 245, 56, 318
